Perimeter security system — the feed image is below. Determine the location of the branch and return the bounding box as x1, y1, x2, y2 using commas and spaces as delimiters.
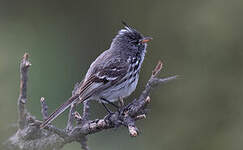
66, 82, 81, 131
18, 53, 31, 129
68, 61, 177, 137
82, 101, 90, 122
4, 54, 177, 150
40, 97, 48, 120
66, 103, 76, 131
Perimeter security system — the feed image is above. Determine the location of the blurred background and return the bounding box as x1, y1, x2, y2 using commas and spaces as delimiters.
1, 0, 243, 149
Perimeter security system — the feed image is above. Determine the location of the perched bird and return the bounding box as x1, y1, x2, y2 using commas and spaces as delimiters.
40, 22, 152, 128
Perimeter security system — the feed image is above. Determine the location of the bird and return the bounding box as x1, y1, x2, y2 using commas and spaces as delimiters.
40, 22, 152, 128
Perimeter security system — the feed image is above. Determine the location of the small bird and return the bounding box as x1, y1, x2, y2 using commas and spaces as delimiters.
40, 22, 152, 128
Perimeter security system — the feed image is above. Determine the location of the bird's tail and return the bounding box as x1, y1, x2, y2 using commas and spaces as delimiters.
40, 94, 79, 129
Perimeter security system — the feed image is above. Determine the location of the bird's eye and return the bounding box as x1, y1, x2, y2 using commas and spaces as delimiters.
137, 40, 143, 45
136, 41, 141, 45
130, 40, 139, 45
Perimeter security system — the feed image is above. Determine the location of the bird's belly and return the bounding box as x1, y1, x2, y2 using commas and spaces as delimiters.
98, 76, 139, 102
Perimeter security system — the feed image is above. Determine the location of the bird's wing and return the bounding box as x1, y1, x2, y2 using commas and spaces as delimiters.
40, 54, 129, 128
77, 58, 130, 102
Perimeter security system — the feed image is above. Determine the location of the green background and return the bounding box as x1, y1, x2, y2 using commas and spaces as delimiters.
1, 0, 243, 149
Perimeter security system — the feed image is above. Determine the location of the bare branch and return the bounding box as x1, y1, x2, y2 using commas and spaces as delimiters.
135, 114, 146, 120
18, 53, 31, 129
74, 111, 83, 124
152, 60, 163, 77
66, 103, 76, 131
82, 101, 90, 122
40, 97, 48, 120
153, 75, 178, 84
72, 82, 82, 96
5, 55, 177, 150
70, 81, 90, 148
79, 136, 89, 150
128, 125, 139, 137
66, 82, 82, 131
124, 114, 139, 137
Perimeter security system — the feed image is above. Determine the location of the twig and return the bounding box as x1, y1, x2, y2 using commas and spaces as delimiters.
135, 114, 146, 120
18, 53, 31, 129
70, 81, 90, 148
78, 136, 89, 150
153, 75, 178, 84
40, 97, 48, 120
82, 101, 90, 122
152, 60, 163, 77
74, 111, 83, 124
72, 82, 82, 96
66, 103, 76, 131
124, 114, 139, 137
66, 82, 81, 131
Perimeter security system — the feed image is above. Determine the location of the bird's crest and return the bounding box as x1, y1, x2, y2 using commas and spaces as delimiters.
118, 21, 143, 41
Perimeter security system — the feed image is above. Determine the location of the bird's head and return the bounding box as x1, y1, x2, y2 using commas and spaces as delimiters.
111, 21, 152, 53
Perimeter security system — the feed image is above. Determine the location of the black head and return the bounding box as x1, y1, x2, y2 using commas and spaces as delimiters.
110, 22, 152, 53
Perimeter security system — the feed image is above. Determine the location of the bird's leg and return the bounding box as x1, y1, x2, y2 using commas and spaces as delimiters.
100, 98, 119, 109
101, 102, 112, 114
101, 98, 121, 123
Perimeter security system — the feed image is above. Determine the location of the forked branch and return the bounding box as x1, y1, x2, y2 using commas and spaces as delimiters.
4, 53, 177, 150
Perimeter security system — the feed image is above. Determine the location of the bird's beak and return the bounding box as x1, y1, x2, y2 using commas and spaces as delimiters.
141, 37, 153, 43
